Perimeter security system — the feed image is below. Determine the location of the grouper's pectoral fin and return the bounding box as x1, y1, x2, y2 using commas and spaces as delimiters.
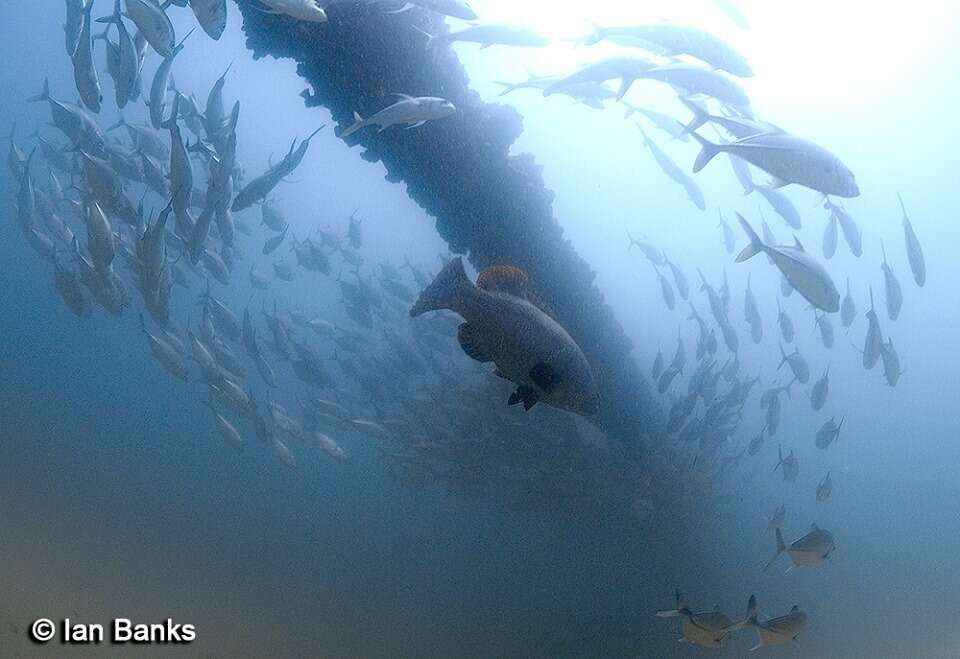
529, 362, 559, 392
457, 323, 492, 362
508, 386, 539, 411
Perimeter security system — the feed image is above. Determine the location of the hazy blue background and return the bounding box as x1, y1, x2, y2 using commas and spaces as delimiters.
0, 1, 958, 657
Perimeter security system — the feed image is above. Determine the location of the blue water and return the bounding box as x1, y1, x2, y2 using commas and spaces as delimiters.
1, 1, 958, 657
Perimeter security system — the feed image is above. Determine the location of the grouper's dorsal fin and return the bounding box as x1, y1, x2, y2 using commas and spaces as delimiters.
478, 264, 557, 318
477, 265, 529, 298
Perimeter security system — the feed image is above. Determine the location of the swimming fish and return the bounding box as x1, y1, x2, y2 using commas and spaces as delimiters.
880, 240, 903, 321
857, 292, 880, 375
410, 258, 599, 416
692, 132, 859, 198
898, 192, 926, 287
822, 212, 838, 259
810, 367, 829, 411
816, 472, 833, 502
415, 23, 550, 49
774, 445, 798, 482
727, 595, 807, 651
815, 416, 844, 449
71, 0, 102, 113
840, 278, 856, 328
341, 94, 455, 138
656, 589, 733, 648
586, 23, 752, 77
765, 525, 835, 571
124, 0, 177, 57
252, 0, 327, 22
736, 214, 839, 313
880, 338, 902, 387
189, 0, 228, 40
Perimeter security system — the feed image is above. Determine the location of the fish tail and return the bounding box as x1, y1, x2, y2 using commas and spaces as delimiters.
411, 24, 439, 49
734, 212, 764, 262
95, 0, 122, 24
410, 256, 472, 318
161, 94, 181, 131
688, 129, 722, 173
105, 114, 126, 132
775, 527, 787, 553
340, 111, 366, 139
28, 77, 51, 103
777, 342, 787, 370
174, 27, 197, 56
723, 594, 758, 633
773, 444, 784, 472
763, 532, 786, 572
679, 97, 708, 134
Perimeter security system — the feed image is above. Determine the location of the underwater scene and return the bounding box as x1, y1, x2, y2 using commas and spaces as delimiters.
0, 0, 958, 657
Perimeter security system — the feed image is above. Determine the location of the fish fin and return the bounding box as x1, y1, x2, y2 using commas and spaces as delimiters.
529, 362, 559, 393
405, 120, 426, 129
457, 323, 492, 363
411, 24, 438, 49
615, 76, 636, 102
679, 97, 708, 133
28, 77, 51, 103
476, 265, 528, 297
383, 2, 414, 14
734, 213, 764, 262
763, 530, 786, 572
338, 111, 367, 139
688, 129, 722, 173
508, 386, 539, 411
410, 256, 471, 317
769, 176, 788, 189
793, 236, 806, 252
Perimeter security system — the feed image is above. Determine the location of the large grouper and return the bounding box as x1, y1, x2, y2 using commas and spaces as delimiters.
410, 258, 599, 417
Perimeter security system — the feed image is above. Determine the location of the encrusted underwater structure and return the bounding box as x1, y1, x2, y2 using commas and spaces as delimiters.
234, 3, 660, 442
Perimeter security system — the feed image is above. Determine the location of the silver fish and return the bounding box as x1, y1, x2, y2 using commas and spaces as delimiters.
728, 595, 807, 651
124, 0, 176, 57
810, 367, 829, 411
416, 23, 550, 49
774, 445, 798, 482
587, 23, 752, 77
71, 1, 102, 113
766, 524, 835, 571
840, 278, 856, 328
341, 95, 455, 138
736, 214, 839, 313
816, 472, 832, 502
863, 287, 883, 370
815, 416, 844, 449
898, 192, 926, 287
656, 589, 733, 648
693, 132, 859, 198
96, 0, 139, 108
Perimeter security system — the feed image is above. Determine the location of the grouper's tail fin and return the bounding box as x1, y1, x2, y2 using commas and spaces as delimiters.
410, 256, 472, 317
